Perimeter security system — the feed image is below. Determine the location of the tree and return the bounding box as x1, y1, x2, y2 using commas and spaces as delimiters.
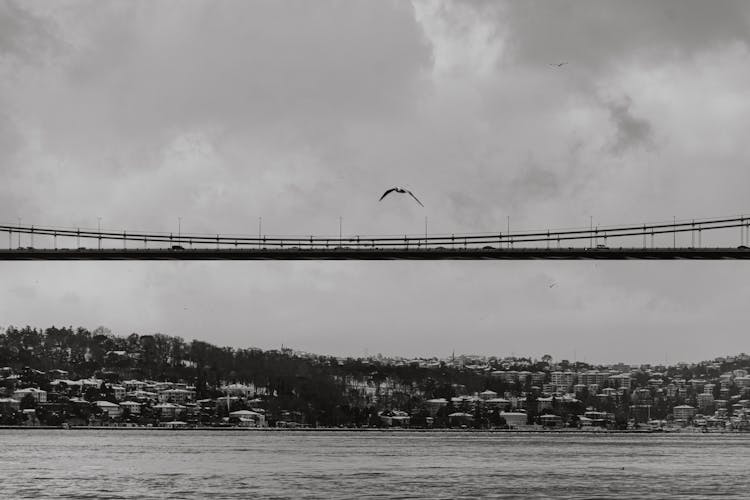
525, 394, 538, 425
20, 393, 36, 410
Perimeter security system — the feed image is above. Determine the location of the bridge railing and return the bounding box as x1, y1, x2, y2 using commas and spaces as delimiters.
1, 215, 748, 250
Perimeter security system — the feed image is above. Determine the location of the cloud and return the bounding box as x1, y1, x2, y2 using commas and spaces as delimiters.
605, 96, 654, 155
0, 1, 59, 64
493, 0, 750, 71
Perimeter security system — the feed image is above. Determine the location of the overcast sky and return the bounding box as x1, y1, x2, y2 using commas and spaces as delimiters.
2, 0, 750, 364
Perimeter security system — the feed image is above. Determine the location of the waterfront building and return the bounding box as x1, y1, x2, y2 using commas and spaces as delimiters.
539, 414, 563, 427
500, 412, 527, 428
424, 398, 448, 417
447, 412, 473, 427
12, 388, 47, 403
153, 403, 183, 420
229, 409, 265, 427
673, 404, 696, 423
95, 400, 123, 419
630, 405, 651, 423
119, 400, 141, 415
484, 398, 511, 411
0, 397, 20, 412
378, 410, 410, 427
537, 397, 554, 412
583, 410, 609, 427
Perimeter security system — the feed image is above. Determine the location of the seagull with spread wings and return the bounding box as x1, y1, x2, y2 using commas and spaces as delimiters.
379, 187, 424, 207
549, 62, 568, 67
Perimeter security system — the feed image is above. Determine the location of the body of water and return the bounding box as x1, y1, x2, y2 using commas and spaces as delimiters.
1, 430, 747, 499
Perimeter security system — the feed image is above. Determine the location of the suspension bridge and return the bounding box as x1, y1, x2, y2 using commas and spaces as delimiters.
1, 215, 749, 260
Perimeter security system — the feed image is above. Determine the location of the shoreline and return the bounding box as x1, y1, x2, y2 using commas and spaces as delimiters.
0, 425, 741, 434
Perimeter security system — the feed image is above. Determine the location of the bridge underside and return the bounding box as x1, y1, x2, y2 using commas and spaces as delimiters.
1, 248, 749, 260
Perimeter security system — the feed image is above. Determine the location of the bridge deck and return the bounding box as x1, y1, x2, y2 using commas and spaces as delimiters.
1, 248, 749, 260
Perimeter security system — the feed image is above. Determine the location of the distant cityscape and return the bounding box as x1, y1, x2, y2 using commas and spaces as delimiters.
1, 325, 749, 431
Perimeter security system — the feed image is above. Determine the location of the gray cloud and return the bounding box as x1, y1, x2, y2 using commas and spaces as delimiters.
0, 1, 59, 64
493, 0, 750, 70
606, 96, 654, 155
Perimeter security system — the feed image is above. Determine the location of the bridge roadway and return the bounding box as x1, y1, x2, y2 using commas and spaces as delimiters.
1, 247, 749, 260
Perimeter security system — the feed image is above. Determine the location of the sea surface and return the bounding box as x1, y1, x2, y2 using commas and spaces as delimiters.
1, 429, 747, 499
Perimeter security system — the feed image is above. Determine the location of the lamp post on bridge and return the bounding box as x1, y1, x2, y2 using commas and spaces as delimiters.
17, 217, 21, 248
98, 217, 102, 250
178, 217, 182, 244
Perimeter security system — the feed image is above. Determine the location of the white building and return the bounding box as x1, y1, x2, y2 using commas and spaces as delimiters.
110, 385, 126, 401
119, 400, 142, 415
95, 400, 122, 419
159, 389, 196, 404
153, 403, 184, 420
229, 409, 266, 427
12, 388, 47, 403
697, 393, 714, 411
479, 390, 498, 400
673, 405, 696, 422
500, 412, 528, 428
551, 371, 575, 390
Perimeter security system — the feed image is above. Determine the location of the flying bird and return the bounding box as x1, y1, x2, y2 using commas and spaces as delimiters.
549, 62, 568, 67
548, 282, 557, 288
379, 187, 424, 207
